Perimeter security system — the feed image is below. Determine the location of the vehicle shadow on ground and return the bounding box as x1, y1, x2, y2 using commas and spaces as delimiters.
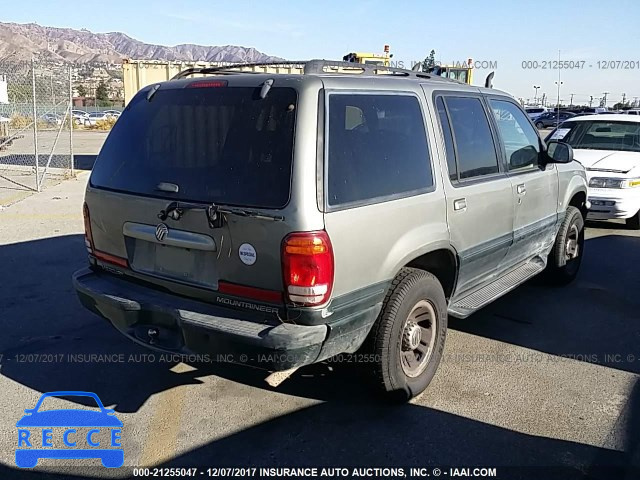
449, 234, 640, 375
3, 380, 639, 480
585, 219, 633, 231
0, 235, 200, 414
0, 234, 638, 479
159, 381, 640, 476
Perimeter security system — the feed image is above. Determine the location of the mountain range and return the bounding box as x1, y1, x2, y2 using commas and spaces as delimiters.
0, 22, 281, 64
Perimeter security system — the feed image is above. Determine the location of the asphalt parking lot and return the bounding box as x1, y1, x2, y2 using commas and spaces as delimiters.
0, 129, 638, 479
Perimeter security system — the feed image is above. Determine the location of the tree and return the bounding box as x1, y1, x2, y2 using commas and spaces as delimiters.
95, 81, 109, 103
421, 50, 436, 72
76, 84, 87, 97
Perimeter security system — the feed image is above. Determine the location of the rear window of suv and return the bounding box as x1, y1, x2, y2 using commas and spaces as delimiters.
90, 85, 297, 209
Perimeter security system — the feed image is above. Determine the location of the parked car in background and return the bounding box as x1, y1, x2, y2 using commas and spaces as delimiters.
72, 110, 89, 125
573, 107, 608, 115
534, 111, 576, 128
624, 109, 640, 116
41, 113, 62, 125
84, 112, 109, 126
73, 61, 588, 401
525, 106, 547, 120
103, 110, 122, 119
546, 114, 640, 228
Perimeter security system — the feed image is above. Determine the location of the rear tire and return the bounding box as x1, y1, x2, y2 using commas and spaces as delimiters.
544, 206, 584, 285
536, 121, 544, 129
626, 210, 640, 230
365, 268, 447, 402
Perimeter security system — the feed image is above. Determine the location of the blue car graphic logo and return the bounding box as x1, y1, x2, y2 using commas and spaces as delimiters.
16, 391, 123, 468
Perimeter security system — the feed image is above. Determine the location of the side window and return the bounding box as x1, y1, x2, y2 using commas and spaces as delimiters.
444, 96, 500, 180
435, 96, 457, 181
327, 94, 433, 207
490, 99, 540, 171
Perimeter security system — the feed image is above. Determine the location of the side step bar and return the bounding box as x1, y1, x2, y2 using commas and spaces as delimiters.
448, 258, 546, 318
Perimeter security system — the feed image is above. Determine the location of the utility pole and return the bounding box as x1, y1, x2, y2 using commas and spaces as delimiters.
602, 92, 609, 107
533, 85, 540, 105
554, 82, 563, 115
622, 93, 626, 106
31, 57, 40, 192
570, 93, 574, 107
69, 66, 74, 175
589, 96, 593, 107
555, 50, 562, 126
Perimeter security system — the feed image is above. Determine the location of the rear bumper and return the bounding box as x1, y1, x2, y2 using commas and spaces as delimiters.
72, 268, 380, 371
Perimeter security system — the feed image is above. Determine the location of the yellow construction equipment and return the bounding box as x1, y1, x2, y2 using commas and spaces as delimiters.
343, 45, 392, 67
343, 47, 474, 85
425, 59, 474, 85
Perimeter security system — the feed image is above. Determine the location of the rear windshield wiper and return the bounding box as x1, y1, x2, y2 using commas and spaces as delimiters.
215, 205, 285, 221
158, 201, 284, 228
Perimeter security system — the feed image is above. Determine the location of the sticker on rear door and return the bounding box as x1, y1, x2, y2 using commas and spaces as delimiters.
238, 243, 257, 265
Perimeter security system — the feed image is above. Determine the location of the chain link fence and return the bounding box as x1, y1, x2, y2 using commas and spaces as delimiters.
0, 59, 74, 195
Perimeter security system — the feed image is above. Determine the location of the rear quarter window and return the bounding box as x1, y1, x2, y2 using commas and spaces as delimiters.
327, 93, 433, 207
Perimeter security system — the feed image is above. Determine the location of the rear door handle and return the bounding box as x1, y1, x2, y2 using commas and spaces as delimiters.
453, 198, 467, 211
516, 183, 526, 195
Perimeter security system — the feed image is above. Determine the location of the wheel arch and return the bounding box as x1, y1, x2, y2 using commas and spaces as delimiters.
568, 190, 588, 219
403, 248, 459, 300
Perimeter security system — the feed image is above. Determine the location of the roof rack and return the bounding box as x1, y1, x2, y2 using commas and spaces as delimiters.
170, 59, 461, 83
302, 59, 437, 79
171, 61, 307, 80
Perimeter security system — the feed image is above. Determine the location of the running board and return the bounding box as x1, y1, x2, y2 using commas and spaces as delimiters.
448, 258, 545, 318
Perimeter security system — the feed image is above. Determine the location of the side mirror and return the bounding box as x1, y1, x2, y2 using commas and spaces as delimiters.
546, 140, 573, 164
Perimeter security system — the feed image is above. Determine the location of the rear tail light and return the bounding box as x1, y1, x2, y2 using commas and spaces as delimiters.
282, 231, 334, 306
83, 202, 93, 254
83, 202, 128, 269
93, 251, 129, 268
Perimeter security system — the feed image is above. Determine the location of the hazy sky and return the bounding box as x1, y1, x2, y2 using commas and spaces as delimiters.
6, 0, 640, 106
